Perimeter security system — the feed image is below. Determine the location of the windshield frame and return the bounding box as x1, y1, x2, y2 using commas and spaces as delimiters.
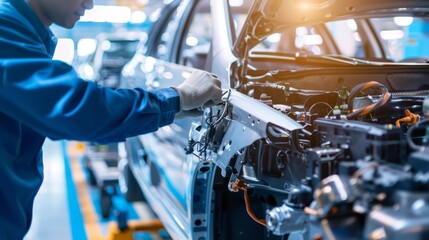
248, 15, 429, 63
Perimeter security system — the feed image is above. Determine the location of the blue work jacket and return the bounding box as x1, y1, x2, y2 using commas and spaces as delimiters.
0, 0, 180, 239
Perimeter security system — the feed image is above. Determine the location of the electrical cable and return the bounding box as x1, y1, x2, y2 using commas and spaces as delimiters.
192, 89, 232, 161
242, 187, 267, 226
406, 117, 429, 151
308, 102, 333, 117
231, 178, 267, 227
347, 81, 390, 119
213, 89, 231, 127
395, 109, 420, 127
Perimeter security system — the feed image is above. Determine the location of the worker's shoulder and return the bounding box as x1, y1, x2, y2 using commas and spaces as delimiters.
0, 1, 36, 33
0, 1, 21, 20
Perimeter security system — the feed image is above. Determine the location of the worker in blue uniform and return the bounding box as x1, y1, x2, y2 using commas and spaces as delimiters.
0, 0, 222, 238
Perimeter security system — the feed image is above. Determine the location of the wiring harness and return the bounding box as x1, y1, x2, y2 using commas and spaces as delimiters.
347, 81, 390, 119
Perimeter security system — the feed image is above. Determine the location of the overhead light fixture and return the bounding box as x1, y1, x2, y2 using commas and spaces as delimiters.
185, 36, 199, 47
267, 33, 281, 43
130, 11, 147, 24
380, 30, 405, 40
80, 5, 131, 23
303, 34, 323, 45
230, 0, 243, 7
77, 38, 97, 57
394, 17, 414, 27
347, 19, 357, 31
53, 38, 75, 64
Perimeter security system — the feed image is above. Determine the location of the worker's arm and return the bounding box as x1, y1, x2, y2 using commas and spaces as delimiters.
0, 7, 221, 143
0, 58, 180, 143
0, 9, 179, 142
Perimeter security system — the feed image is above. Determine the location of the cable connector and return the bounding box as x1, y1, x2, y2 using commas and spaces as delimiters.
184, 139, 195, 155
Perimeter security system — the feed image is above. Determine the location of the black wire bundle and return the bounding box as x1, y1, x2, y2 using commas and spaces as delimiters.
347, 81, 390, 119
190, 90, 232, 160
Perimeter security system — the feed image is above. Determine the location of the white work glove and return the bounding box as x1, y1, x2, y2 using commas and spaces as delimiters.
173, 70, 222, 111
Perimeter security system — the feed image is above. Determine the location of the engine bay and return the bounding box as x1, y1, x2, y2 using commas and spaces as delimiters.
188, 71, 429, 239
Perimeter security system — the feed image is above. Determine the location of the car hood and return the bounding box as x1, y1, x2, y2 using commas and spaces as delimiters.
233, 0, 429, 59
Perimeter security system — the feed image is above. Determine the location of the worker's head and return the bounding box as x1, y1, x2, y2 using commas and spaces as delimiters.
27, 0, 94, 28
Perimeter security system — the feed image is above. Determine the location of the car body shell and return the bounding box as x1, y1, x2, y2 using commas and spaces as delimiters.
120, 0, 429, 239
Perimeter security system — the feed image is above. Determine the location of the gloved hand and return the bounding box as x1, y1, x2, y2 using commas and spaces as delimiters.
172, 70, 222, 111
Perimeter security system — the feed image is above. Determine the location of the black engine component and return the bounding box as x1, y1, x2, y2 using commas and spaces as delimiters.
314, 118, 407, 164
221, 80, 429, 239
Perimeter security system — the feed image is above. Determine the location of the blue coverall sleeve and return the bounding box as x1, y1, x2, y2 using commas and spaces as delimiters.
0, 59, 180, 143
0, 6, 180, 143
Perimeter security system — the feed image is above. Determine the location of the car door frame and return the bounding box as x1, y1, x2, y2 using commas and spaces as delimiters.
128, 0, 216, 239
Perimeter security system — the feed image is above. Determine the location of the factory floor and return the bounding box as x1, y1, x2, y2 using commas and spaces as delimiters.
23, 140, 169, 240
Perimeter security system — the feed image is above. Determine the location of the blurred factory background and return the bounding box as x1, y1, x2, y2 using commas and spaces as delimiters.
51, 0, 167, 65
